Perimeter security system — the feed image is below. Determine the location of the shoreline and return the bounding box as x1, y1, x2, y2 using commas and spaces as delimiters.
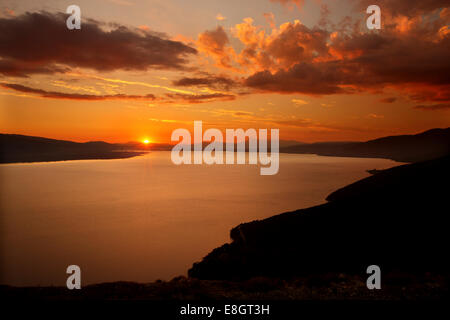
0, 151, 403, 165
0, 151, 147, 164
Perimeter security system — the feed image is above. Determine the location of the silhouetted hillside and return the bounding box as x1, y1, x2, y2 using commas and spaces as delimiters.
281, 128, 450, 162
4, 128, 448, 163
0, 134, 146, 163
1, 273, 447, 301
189, 155, 450, 280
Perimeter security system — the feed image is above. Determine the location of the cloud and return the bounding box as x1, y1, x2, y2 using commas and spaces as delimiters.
172, 75, 236, 90
245, 62, 348, 95
188, 3, 448, 106
106, 0, 134, 6
1, 83, 156, 101
216, 13, 226, 21
237, 8, 450, 100
403, 85, 450, 103
212, 109, 254, 117
1, 82, 238, 104
3, 4, 449, 112
270, 0, 305, 10
367, 113, 385, 119
263, 12, 276, 29
354, 0, 449, 17
197, 26, 236, 69
0, 11, 197, 77
414, 103, 450, 111
165, 92, 235, 103
0, 59, 70, 77
148, 118, 190, 124
292, 98, 308, 105
270, 118, 320, 129
70, 72, 195, 94
379, 97, 397, 103
231, 18, 329, 73
1, 8, 15, 17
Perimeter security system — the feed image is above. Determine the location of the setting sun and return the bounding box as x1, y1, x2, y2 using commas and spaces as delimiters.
142, 139, 151, 144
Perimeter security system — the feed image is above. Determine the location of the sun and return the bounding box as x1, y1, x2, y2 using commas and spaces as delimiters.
142, 139, 151, 144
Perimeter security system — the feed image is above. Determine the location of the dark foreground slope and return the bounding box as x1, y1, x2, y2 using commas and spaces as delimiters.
281, 128, 450, 162
1, 273, 447, 300
189, 156, 450, 280
0, 134, 146, 163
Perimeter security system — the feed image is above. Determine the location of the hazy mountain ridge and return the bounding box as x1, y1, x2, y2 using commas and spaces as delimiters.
280, 128, 450, 162
1, 128, 449, 163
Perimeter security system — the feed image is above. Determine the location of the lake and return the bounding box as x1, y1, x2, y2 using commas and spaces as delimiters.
0, 152, 398, 286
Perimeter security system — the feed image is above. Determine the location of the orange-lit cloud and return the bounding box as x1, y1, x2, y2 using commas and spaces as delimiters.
230, 9, 450, 104
183, 1, 449, 110
216, 13, 226, 21
197, 26, 238, 70
292, 98, 308, 105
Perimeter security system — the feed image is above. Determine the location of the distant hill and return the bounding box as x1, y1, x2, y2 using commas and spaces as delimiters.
280, 128, 450, 162
2, 128, 449, 163
0, 134, 147, 163
0, 133, 305, 164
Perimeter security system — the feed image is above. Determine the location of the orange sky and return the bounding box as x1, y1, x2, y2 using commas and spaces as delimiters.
0, 0, 449, 143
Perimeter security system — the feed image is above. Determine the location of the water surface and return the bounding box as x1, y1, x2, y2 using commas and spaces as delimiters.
0, 152, 398, 286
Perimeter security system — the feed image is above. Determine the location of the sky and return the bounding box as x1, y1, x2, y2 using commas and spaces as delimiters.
0, 0, 449, 143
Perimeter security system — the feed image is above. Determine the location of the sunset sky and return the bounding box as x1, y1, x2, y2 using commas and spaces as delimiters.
0, 0, 449, 143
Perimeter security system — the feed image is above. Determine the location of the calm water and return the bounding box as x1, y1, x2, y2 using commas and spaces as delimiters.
0, 152, 398, 286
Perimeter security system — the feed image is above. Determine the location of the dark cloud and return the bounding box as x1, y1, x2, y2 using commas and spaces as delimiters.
0, 11, 197, 76
379, 97, 397, 103
414, 103, 450, 111
1, 82, 239, 104
1, 83, 156, 101
165, 93, 235, 104
245, 62, 348, 95
406, 86, 450, 103
332, 33, 450, 86
0, 59, 70, 77
172, 75, 236, 90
